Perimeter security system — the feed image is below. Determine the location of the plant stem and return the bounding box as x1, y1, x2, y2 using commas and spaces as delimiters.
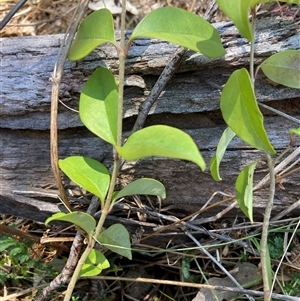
63, 2, 127, 300
249, 7, 274, 300
250, 7, 257, 84
117, 0, 126, 146
50, 0, 90, 211
260, 153, 276, 301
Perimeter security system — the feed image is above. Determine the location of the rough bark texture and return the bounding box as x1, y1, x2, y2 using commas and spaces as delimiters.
1, 17, 300, 226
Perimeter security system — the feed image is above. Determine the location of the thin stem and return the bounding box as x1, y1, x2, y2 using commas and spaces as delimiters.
63, 160, 120, 301
117, 0, 126, 146
63, 1, 127, 299
249, 7, 274, 300
260, 153, 276, 301
50, 0, 91, 211
250, 7, 257, 84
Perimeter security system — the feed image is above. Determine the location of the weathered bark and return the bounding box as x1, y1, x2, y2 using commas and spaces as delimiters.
1, 17, 300, 224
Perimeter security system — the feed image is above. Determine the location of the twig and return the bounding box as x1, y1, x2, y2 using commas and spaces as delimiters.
50, 0, 91, 211
91, 276, 300, 301
186, 231, 255, 301
1, 284, 47, 301
270, 198, 300, 222
131, 46, 186, 132
254, 146, 300, 189
144, 206, 257, 255
258, 102, 300, 125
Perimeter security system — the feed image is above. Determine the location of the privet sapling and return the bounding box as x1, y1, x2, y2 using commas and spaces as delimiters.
44, 1, 300, 300
45, 5, 225, 300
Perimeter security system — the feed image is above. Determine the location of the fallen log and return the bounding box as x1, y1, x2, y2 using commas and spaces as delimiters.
1, 16, 300, 225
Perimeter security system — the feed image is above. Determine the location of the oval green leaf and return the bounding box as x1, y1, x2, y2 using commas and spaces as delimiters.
250, 0, 300, 7
97, 224, 132, 260
59, 156, 110, 203
216, 0, 253, 41
113, 178, 166, 202
220, 68, 275, 154
80, 249, 110, 277
130, 7, 225, 58
68, 9, 117, 61
45, 212, 96, 238
290, 127, 300, 137
116, 125, 206, 171
210, 127, 236, 181
235, 161, 257, 223
260, 50, 300, 89
80, 67, 118, 145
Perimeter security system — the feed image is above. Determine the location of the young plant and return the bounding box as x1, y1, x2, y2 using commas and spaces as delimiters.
45, 5, 225, 300
212, 1, 300, 300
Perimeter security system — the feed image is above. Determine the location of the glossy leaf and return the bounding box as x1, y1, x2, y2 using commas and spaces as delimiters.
68, 9, 116, 61
59, 156, 110, 203
80, 249, 110, 277
260, 50, 300, 89
250, 0, 300, 7
80, 67, 118, 145
216, 0, 253, 41
97, 224, 132, 260
290, 127, 300, 137
116, 125, 206, 171
250, 0, 272, 6
235, 162, 257, 222
45, 212, 96, 238
130, 7, 225, 58
220, 68, 275, 154
113, 178, 166, 202
210, 127, 236, 181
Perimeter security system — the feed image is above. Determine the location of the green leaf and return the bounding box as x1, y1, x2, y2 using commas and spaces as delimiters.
130, 7, 225, 58
80, 249, 110, 277
220, 68, 275, 154
250, 0, 272, 6
59, 156, 110, 203
113, 178, 166, 202
116, 125, 206, 171
97, 224, 132, 260
80, 67, 118, 145
290, 127, 300, 137
268, 235, 284, 260
68, 9, 116, 61
251, 0, 300, 6
45, 212, 96, 238
271, 0, 300, 4
260, 50, 300, 89
210, 127, 236, 181
235, 161, 256, 222
216, 0, 253, 41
